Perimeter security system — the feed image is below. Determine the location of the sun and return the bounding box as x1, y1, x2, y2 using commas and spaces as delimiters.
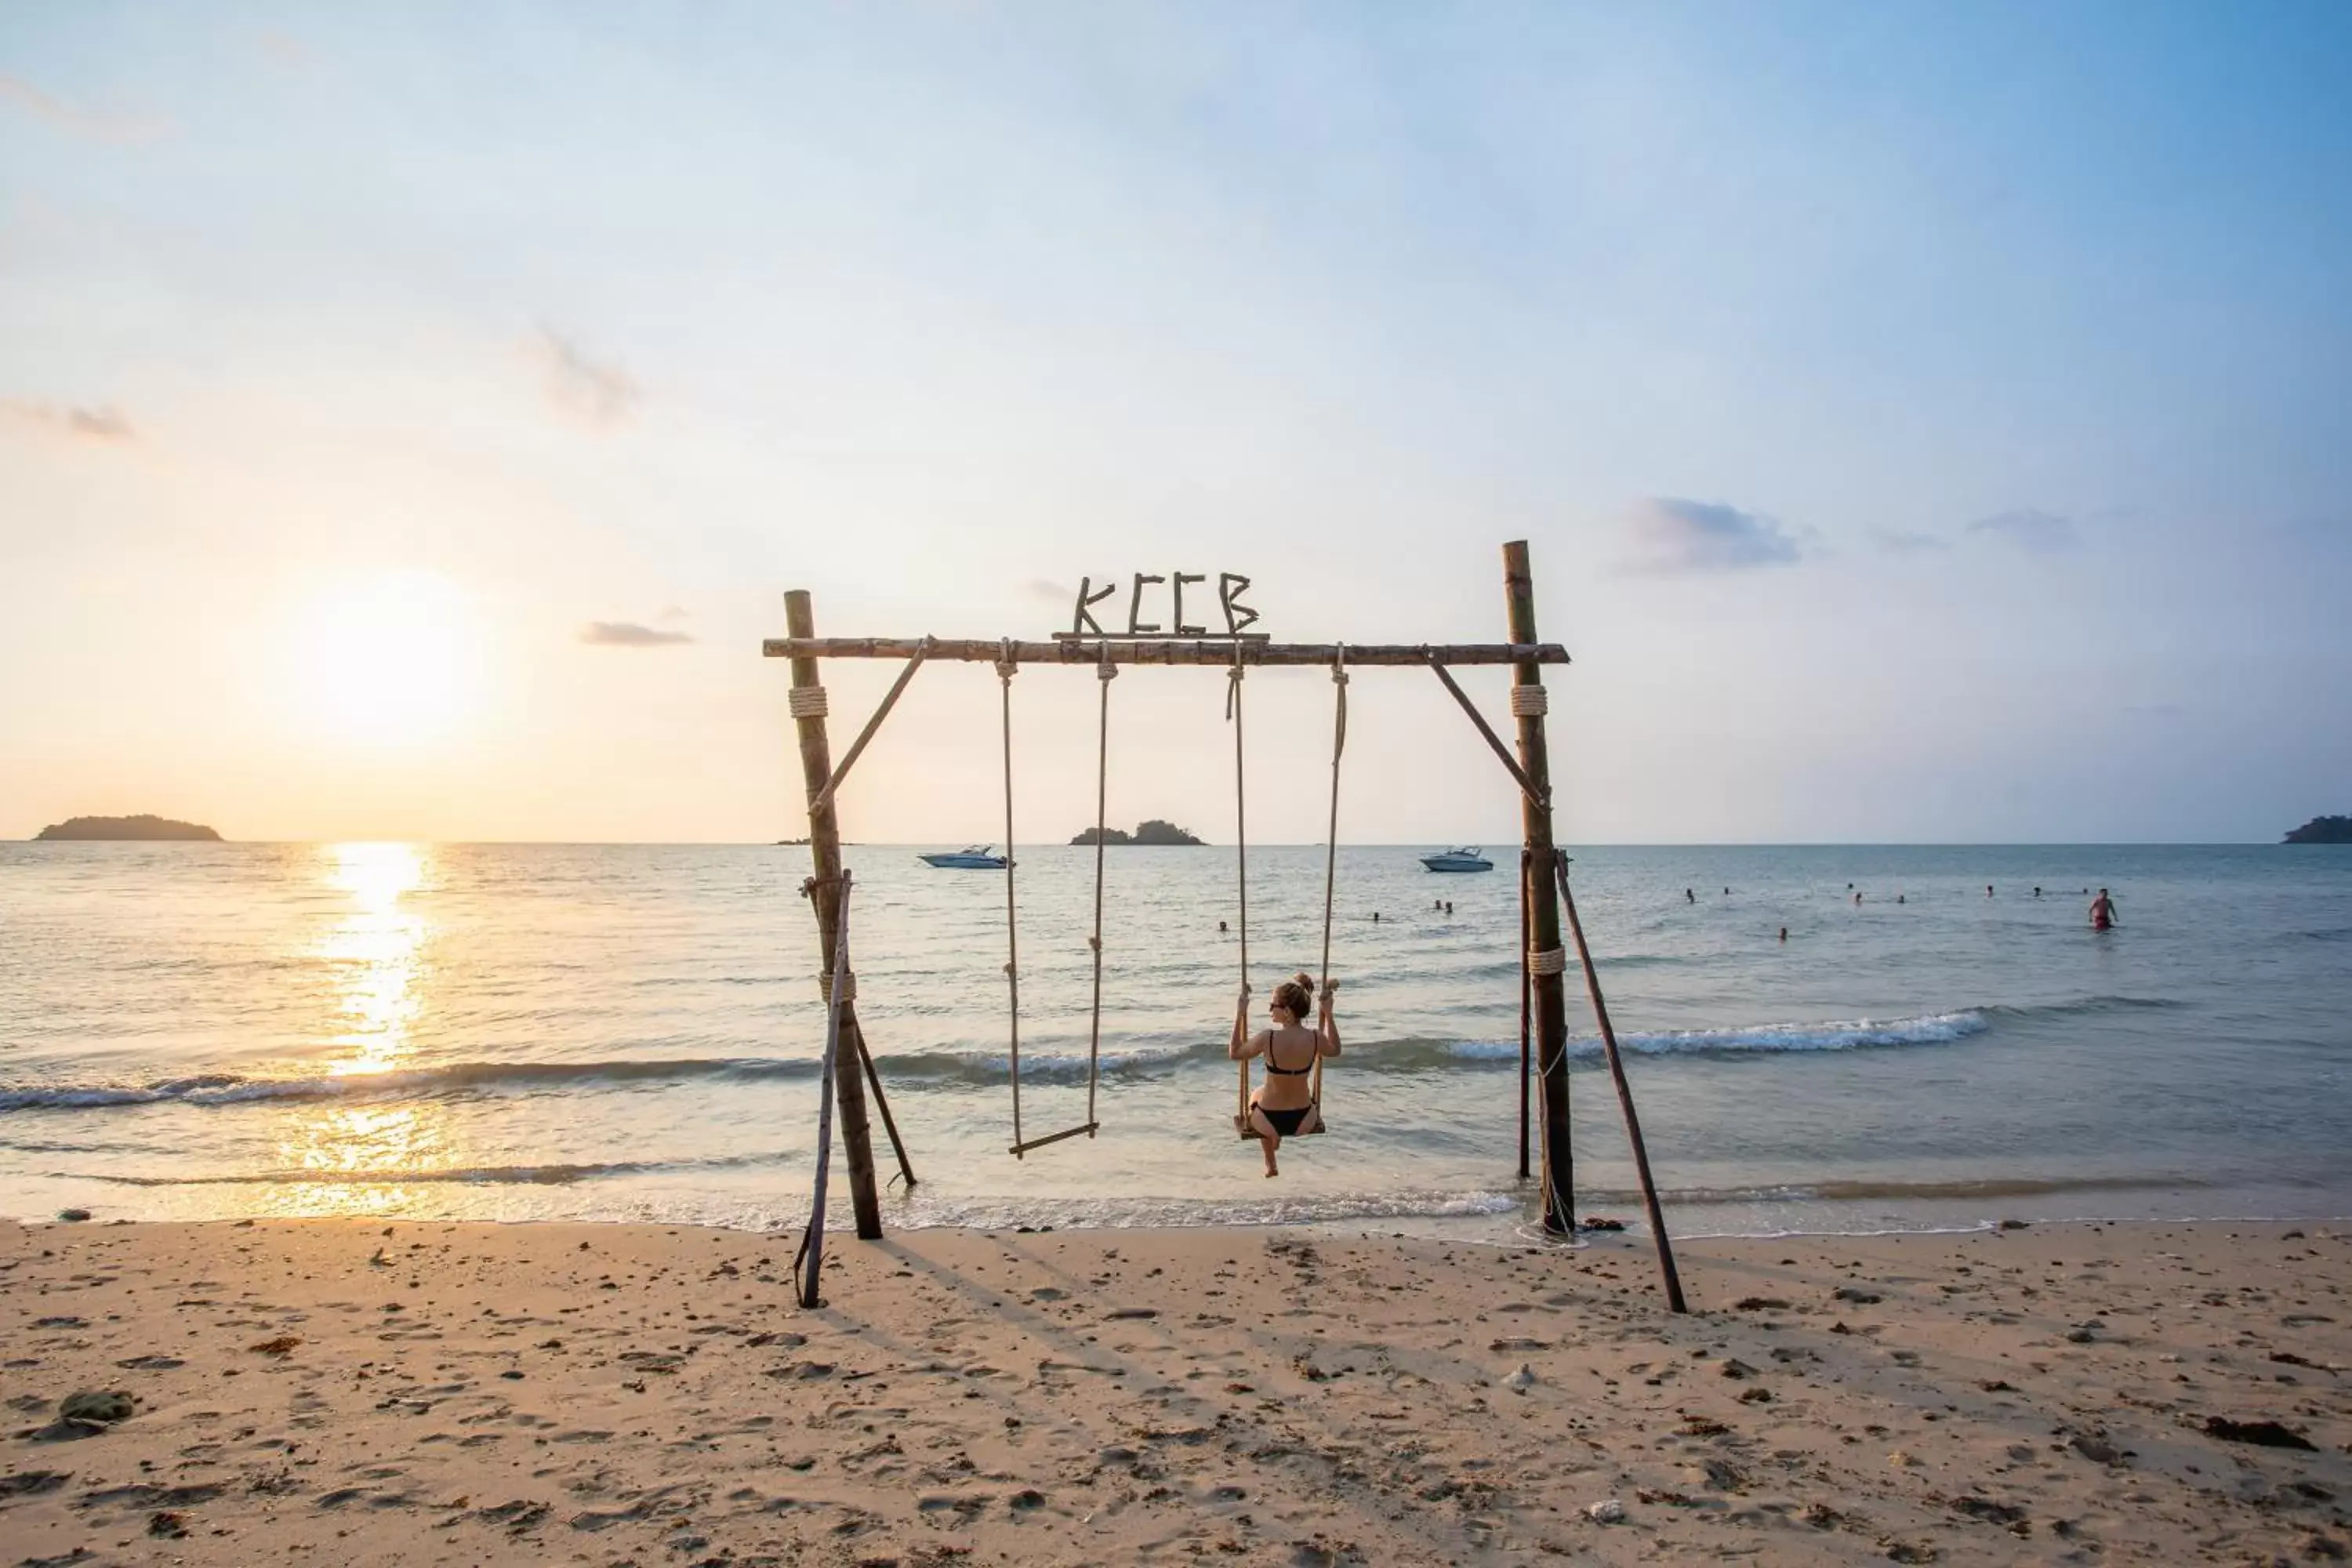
288, 571, 481, 749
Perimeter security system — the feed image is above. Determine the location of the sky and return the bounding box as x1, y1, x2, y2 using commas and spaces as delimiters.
3, 1, 2349, 845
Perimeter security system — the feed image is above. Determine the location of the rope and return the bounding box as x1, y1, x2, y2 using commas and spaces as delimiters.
1085, 645, 1115, 1127
1527, 946, 1569, 975
1508, 684, 1549, 717
1229, 644, 1250, 1127
817, 971, 858, 1003
1312, 645, 1347, 1114
997, 642, 1023, 1152
788, 685, 829, 719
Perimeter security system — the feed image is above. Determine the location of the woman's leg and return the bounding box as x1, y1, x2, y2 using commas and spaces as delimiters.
1247, 1101, 1281, 1176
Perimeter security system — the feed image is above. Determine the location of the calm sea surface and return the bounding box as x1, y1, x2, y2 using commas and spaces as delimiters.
3, 842, 2347, 1239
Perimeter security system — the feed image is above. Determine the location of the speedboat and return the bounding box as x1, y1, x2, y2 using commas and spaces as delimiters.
1421, 846, 1494, 873
920, 844, 1007, 869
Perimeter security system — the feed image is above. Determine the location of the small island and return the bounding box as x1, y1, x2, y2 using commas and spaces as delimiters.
2284, 815, 2352, 844
34, 814, 221, 842
1071, 818, 1207, 847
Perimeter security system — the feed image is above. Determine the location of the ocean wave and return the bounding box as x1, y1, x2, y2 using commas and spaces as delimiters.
884, 1044, 1199, 1082
0, 1011, 1997, 1116
901, 1188, 1524, 1231
1985, 994, 2183, 1019
0, 1056, 825, 1113
1447, 1010, 1987, 1059
63, 1152, 784, 1188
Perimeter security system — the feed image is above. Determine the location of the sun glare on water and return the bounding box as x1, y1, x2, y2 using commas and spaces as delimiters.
288, 571, 481, 748
267, 842, 451, 1217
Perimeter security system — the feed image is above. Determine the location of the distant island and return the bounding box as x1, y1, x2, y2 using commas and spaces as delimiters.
2284, 815, 2352, 844
34, 815, 221, 842
1071, 818, 1207, 847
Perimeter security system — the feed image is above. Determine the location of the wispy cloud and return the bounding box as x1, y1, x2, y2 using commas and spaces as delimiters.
579, 620, 694, 648
254, 31, 317, 71
1967, 507, 2076, 552
1871, 528, 1951, 556
0, 74, 167, 143
658, 604, 691, 621
1, 400, 136, 442
1622, 497, 1803, 573
536, 326, 640, 426
1026, 578, 1071, 604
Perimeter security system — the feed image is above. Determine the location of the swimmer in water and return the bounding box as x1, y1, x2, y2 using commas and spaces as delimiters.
2089, 888, 2118, 931
1686, 887, 1696, 904
1853, 891, 1863, 906
1218, 920, 1229, 934
1778, 927, 1788, 942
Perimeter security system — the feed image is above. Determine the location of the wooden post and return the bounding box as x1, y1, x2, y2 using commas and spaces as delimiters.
1518, 848, 1532, 1184
1503, 542, 1573, 1233
786, 590, 884, 1242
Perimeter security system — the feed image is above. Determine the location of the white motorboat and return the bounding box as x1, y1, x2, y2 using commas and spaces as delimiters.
919, 845, 1008, 869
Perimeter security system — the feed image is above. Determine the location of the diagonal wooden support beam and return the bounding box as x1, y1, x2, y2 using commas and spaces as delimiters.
807, 639, 933, 818
1425, 656, 1549, 809
1552, 849, 1688, 1314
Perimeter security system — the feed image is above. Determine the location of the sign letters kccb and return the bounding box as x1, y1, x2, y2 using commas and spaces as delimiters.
1069, 573, 1260, 638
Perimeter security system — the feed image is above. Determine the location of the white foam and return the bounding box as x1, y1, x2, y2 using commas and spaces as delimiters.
1443, 1010, 1987, 1060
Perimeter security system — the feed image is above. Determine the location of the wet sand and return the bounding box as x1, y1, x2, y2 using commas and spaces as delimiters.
2, 1217, 2347, 1564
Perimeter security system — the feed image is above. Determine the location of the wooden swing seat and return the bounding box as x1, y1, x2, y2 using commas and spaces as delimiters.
1236, 1112, 1328, 1139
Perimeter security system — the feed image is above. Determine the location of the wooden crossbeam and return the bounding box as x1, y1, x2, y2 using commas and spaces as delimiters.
764, 637, 1569, 667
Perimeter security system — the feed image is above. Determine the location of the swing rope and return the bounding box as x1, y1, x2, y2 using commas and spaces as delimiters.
1232, 645, 1348, 1133
1084, 645, 1116, 1129
1000, 641, 1109, 1158
1312, 644, 1347, 1112
996, 642, 1023, 1152
1228, 644, 1250, 1129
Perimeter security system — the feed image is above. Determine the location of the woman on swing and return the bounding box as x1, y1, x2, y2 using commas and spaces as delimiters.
1230, 972, 1341, 1177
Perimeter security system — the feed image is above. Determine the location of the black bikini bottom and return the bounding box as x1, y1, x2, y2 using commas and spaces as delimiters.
1260, 1105, 1312, 1137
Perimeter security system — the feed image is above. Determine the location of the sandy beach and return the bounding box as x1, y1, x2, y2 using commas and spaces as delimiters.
0, 1218, 2345, 1565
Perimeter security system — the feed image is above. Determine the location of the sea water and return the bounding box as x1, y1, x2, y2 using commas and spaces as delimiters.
2, 842, 2347, 1239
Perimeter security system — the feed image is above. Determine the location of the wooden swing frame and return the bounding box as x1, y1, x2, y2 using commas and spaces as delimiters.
771, 540, 1688, 1313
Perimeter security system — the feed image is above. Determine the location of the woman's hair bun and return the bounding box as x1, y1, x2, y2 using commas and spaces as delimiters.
1272, 972, 1316, 1018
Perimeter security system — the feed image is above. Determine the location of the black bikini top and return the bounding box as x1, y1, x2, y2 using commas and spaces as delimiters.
1262, 1032, 1315, 1075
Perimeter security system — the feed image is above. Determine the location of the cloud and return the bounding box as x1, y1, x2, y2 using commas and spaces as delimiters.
579, 621, 694, 647
254, 31, 317, 71
1, 400, 136, 442
0, 74, 166, 143
1622, 497, 1803, 573
1026, 578, 1071, 604
536, 327, 640, 426
658, 604, 691, 620
1967, 507, 2075, 551
1871, 528, 1951, 555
